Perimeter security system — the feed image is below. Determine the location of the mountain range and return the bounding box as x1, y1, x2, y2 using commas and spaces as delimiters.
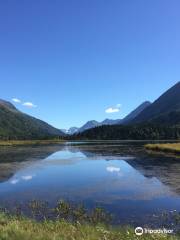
62, 101, 151, 134
0, 99, 64, 140
0, 82, 179, 140
74, 82, 180, 140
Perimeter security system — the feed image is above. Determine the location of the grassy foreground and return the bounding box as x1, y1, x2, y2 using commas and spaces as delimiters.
0, 213, 178, 240
145, 143, 180, 154
0, 139, 64, 146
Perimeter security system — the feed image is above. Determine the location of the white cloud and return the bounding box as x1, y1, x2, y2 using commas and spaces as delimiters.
12, 98, 37, 108
12, 98, 21, 103
22, 175, 33, 181
106, 166, 120, 173
105, 103, 121, 113
105, 104, 121, 114
23, 102, 37, 108
10, 179, 19, 185
105, 107, 119, 113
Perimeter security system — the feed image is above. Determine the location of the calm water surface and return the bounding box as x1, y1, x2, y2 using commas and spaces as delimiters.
0, 141, 180, 227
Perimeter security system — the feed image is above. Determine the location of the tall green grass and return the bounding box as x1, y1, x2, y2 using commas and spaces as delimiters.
0, 200, 179, 240
0, 213, 178, 240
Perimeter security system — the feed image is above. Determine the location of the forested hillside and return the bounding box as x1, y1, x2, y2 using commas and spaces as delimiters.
0, 100, 63, 140
73, 124, 180, 140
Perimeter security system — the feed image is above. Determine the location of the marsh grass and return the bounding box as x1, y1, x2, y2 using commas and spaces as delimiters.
0, 213, 179, 240
145, 143, 180, 154
0, 139, 64, 146
0, 200, 179, 239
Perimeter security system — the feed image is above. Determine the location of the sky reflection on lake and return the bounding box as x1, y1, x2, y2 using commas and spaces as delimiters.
0, 142, 180, 227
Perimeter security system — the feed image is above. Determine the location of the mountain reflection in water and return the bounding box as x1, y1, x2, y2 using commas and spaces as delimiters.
0, 141, 179, 228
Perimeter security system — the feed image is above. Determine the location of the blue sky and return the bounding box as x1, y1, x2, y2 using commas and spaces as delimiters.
0, 0, 180, 129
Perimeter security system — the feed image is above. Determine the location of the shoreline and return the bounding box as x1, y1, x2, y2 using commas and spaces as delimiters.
0, 139, 65, 146
0, 212, 178, 240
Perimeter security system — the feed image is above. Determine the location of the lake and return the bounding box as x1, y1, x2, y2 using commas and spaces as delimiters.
0, 141, 180, 228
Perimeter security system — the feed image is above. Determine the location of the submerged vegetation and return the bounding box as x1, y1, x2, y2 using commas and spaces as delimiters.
145, 143, 180, 154
4, 200, 112, 225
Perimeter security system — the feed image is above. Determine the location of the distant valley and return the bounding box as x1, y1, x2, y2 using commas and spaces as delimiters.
61, 101, 151, 134
0, 82, 180, 140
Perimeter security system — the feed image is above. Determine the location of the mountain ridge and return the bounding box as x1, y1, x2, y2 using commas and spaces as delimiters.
73, 82, 180, 140
62, 101, 151, 134
121, 101, 151, 124
130, 81, 180, 124
0, 99, 64, 140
